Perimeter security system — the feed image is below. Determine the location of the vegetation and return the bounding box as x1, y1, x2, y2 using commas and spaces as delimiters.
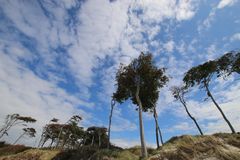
0, 51, 239, 159
113, 53, 168, 158
171, 86, 203, 135
0, 114, 36, 139
183, 54, 237, 133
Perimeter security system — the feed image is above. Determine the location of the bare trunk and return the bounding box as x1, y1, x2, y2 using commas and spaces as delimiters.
55, 126, 64, 148
98, 134, 101, 148
107, 99, 115, 149
0, 119, 17, 139
180, 98, 203, 135
205, 83, 236, 133
153, 106, 164, 146
13, 132, 25, 144
91, 135, 94, 146
155, 121, 160, 148
136, 84, 148, 158
49, 139, 54, 148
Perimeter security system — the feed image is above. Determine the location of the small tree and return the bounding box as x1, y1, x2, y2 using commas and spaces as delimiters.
55, 115, 82, 148
171, 86, 203, 135
85, 126, 108, 148
0, 114, 36, 139
183, 60, 236, 133
38, 118, 59, 148
113, 53, 168, 158
13, 128, 36, 144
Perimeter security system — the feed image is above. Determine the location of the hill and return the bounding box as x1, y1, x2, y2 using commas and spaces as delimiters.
0, 133, 239, 160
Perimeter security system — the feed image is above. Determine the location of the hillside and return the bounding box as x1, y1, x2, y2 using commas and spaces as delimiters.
0, 133, 239, 160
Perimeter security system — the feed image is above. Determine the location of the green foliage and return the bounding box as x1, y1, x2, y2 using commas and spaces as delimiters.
113, 52, 168, 112
183, 60, 217, 88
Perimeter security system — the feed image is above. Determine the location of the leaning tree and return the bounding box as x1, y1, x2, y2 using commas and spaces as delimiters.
0, 114, 36, 139
113, 53, 168, 158
171, 86, 203, 135
216, 51, 240, 76
13, 128, 36, 144
183, 60, 236, 133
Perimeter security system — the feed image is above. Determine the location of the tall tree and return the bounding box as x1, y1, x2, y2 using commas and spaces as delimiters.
0, 114, 36, 139
171, 86, 203, 135
13, 128, 36, 144
183, 60, 236, 133
113, 53, 168, 158
107, 98, 115, 149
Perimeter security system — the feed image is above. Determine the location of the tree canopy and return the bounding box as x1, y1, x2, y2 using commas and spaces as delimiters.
113, 52, 168, 112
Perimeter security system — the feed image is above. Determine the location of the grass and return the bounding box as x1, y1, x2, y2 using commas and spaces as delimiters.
0, 133, 240, 160
0, 149, 60, 160
148, 133, 240, 160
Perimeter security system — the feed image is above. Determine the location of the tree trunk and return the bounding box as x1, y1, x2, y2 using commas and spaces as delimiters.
107, 99, 115, 149
0, 119, 17, 139
136, 84, 148, 158
91, 135, 94, 146
49, 139, 54, 148
98, 134, 101, 148
13, 132, 25, 144
180, 98, 203, 135
153, 106, 164, 146
204, 83, 236, 133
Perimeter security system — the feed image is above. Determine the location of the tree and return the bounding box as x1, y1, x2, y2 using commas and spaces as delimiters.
171, 86, 203, 135
38, 118, 59, 148
85, 126, 108, 148
0, 114, 36, 139
55, 115, 82, 148
183, 60, 236, 133
107, 98, 116, 149
113, 53, 168, 158
13, 128, 36, 144
216, 51, 240, 76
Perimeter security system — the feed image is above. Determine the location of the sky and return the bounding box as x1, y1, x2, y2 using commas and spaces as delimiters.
0, 0, 240, 148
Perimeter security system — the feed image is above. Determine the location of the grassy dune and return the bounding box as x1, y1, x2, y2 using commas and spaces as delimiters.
0, 133, 240, 160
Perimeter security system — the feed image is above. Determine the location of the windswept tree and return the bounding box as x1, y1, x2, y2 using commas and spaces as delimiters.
183, 60, 236, 133
85, 126, 108, 148
0, 114, 36, 139
216, 51, 240, 76
13, 128, 36, 144
107, 98, 116, 149
55, 115, 82, 148
113, 53, 168, 158
171, 86, 203, 135
38, 118, 59, 147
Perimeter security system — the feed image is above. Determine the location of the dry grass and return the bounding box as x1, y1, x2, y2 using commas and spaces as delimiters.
0, 149, 60, 160
149, 133, 240, 160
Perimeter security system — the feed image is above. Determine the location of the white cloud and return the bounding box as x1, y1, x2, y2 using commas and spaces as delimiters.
230, 33, 240, 41
176, 0, 196, 21
217, 0, 237, 9
111, 138, 156, 148
164, 40, 175, 52
166, 122, 195, 133
0, 52, 93, 146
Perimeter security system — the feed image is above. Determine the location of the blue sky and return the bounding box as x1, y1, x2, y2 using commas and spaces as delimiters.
0, 0, 240, 148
